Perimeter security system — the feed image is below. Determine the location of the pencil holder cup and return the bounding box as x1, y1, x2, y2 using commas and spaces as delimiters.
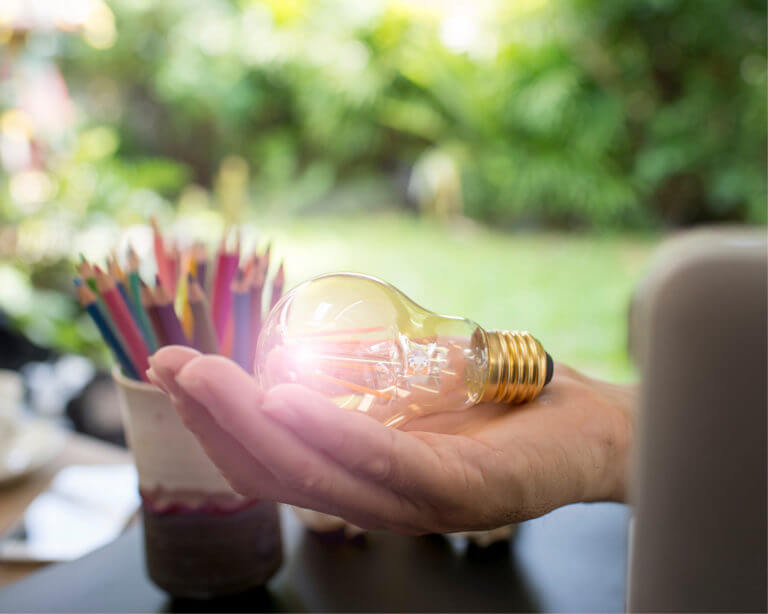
113, 367, 282, 599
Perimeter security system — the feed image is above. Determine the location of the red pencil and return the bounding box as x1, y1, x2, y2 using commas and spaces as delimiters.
95, 266, 151, 381
215, 250, 239, 343
210, 237, 226, 340
151, 217, 173, 296
140, 279, 168, 347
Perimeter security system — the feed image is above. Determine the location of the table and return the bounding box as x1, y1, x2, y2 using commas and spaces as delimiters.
0, 432, 131, 588
0, 501, 630, 612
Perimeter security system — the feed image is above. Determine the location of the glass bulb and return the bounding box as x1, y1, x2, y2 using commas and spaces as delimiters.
256, 273, 552, 428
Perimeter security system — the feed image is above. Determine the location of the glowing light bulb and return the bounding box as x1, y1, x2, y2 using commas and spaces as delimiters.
256, 273, 553, 428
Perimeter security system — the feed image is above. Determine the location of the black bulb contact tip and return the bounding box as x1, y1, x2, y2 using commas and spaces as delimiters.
544, 353, 554, 386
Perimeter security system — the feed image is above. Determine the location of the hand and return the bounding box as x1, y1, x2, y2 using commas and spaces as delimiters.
147, 346, 636, 535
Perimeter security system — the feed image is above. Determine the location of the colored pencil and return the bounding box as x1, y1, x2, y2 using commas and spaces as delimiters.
231, 271, 251, 370
77, 281, 140, 380
188, 274, 219, 354
168, 242, 179, 297
78, 222, 286, 384
210, 238, 226, 340
153, 277, 189, 347
261, 242, 271, 279
151, 217, 173, 295
108, 252, 126, 283
108, 257, 142, 329
214, 250, 239, 343
193, 242, 208, 291
140, 279, 168, 347
94, 266, 151, 381
78, 256, 99, 294
77, 256, 118, 331
174, 250, 195, 339
126, 248, 158, 351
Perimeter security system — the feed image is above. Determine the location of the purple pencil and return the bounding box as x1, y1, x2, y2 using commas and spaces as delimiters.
153, 277, 189, 347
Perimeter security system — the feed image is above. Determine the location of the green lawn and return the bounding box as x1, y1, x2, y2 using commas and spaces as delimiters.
255, 214, 660, 382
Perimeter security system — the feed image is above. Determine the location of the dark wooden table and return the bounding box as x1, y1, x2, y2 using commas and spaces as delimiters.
0, 502, 630, 612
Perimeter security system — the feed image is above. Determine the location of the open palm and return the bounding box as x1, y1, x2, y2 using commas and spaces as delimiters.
148, 346, 634, 534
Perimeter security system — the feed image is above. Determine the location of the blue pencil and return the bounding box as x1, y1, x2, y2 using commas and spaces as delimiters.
107, 258, 156, 350
231, 273, 251, 370
76, 281, 140, 380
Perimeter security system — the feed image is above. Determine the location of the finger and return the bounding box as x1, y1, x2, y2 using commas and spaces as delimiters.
175, 356, 423, 531
149, 350, 401, 529
147, 345, 201, 398
147, 346, 292, 500
261, 383, 448, 497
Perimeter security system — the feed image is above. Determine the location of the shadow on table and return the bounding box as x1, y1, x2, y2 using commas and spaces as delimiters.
165, 529, 536, 613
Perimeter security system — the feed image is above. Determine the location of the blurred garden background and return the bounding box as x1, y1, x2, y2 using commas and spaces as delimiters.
0, 0, 765, 386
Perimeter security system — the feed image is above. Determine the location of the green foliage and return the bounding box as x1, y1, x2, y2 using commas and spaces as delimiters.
49, 0, 766, 228
253, 214, 659, 381
0, 0, 763, 361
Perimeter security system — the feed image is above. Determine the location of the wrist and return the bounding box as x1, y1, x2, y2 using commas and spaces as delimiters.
582, 382, 637, 503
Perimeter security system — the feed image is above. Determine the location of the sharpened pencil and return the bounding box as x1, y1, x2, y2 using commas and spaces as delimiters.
193, 242, 208, 291
94, 266, 151, 381
140, 279, 168, 347
231, 270, 251, 370
154, 276, 189, 347
188, 274, 219, 354
77, 281, 140, 380
151, 217, 174, 296
125, 247, 158, 351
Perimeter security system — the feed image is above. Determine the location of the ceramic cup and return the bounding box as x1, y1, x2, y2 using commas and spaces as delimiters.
113, 367, 282, 599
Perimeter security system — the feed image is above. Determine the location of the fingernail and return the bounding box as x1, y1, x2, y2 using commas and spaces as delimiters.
146, 368, 163, 390
147, 368, 177, 401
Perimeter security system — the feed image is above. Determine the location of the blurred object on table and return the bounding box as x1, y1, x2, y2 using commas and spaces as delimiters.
0, 368, 67, 486
65, 372, 125, 447
0, 433, 132, 588
0, 464, 138, 563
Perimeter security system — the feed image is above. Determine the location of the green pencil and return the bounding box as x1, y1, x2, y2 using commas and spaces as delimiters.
126, 247, 158, 351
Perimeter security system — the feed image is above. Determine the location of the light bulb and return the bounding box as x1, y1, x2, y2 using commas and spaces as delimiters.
256, 273, 553, 428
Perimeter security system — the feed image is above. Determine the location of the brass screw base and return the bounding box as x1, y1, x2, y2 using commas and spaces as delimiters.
481, 330, 548, 404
